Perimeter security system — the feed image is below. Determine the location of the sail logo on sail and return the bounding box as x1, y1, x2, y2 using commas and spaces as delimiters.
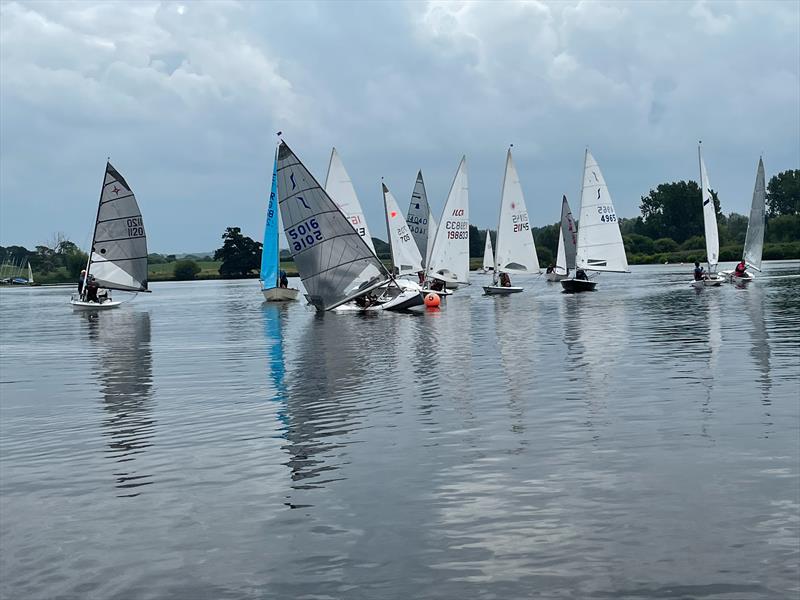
290, 173, 296, 190
296, 195, 311, 210
287, 217, 323, 252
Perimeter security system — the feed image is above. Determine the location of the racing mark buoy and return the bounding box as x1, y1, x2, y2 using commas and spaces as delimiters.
424, 293, 440, 308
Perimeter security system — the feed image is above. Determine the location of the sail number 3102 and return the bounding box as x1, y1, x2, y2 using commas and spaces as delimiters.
288, 218, 323, 252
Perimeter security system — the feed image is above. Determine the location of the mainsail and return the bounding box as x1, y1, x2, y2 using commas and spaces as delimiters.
260, 151, 280, 290
493, 148, 540, 276
698, 143, 720, 272
406, 171, 432, 267
482, 231, 494, 271
324, 147, 376, 254
87, 162, 148, 291
277, 141, 390, 310
555, 195, 577, 274
427, 156, 470, 284
743, 157, 766, 272
383, 183, 423, 277
575, 150, 629, 273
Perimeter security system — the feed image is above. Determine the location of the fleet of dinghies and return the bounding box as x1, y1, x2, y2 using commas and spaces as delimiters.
66, 139, 772, 311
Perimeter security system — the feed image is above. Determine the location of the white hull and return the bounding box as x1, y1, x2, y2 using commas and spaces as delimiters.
691, 276, 725, 288
545, 271, 568, 282
330, 289, 425, 312
483, 285, 523, 295
718, 269, 754, 284
262, 287, 300, 302
70, 299, 122, 310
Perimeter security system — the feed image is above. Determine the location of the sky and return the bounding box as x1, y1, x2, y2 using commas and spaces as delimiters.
1, 0, 798, 253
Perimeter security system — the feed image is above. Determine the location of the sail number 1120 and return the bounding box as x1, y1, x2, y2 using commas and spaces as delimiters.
287, 218, 324, 252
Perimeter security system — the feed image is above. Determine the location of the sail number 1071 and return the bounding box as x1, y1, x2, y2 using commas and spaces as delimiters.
287, 218, 323, 252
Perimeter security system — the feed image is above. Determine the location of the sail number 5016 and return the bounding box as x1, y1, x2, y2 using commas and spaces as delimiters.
288, 218, 323, 252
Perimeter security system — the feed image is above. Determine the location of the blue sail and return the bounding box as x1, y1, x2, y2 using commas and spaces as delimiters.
260, 152, 280, 289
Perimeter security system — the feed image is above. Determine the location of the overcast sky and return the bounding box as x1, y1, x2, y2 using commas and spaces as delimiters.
1, 0, 798, 253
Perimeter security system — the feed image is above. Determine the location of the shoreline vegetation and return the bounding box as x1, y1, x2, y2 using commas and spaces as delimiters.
3, 170, 797, 285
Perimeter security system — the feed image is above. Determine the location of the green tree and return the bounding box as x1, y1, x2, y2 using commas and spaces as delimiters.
765, 214, 800, 243
623, 233, 655, 255
372, 237, 391, 260
653, 238, 679, 253
639, 181, 721, 243
723, 213, 749, 246
213, 227, 262, 278
468, 225, 483, 258
173, 259, 201, 280
766, 169, 799, 217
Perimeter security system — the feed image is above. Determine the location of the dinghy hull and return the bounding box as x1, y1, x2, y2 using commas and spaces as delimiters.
483, 285, 523, 295
545, 271, 567, 282
262, 287, 300, 302
561, 278, 597, 293
70, 299, 122, 310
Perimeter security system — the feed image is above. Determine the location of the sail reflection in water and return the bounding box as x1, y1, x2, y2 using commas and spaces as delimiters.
281, 314, 374, 498
85, 310, 154, 497
261, 303, 290, 431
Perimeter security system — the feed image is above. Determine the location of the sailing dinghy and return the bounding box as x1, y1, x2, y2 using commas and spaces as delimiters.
546, 195, 577, 282
484, 148, 540, 294
406, 171, 435, 269
481, 230, 494, 273
691, 142, 725, 288
261, 149, 299, 301
720, 157, 766, 284
425, 156, 469, 291
561, 149, 629, 293
276, 141, 423, 312
70, 162, 149, 310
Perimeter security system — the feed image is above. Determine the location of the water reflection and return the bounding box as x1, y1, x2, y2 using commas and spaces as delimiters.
281, 314, 373, 500
84, 310, 154, 497
492, 296, 531, 436
261, 303, 290, 430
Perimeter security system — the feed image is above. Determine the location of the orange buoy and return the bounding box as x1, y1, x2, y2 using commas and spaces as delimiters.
424, 292, 440, 307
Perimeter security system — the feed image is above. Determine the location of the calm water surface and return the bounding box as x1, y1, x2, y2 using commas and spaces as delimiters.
1, 262, 799, 599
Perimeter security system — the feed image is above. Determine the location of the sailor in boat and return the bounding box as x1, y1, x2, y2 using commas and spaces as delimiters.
575, 269, 588, 281
734, 260, 747, 278
545, 264, 555, 275
354, 293, 378, 309
279, 270, 289, 288
84, 276, 100, 303
78, 269, 87, 296
417, 270, 425, 285
429, 278, 445, 292
693, 261, 707, 281
499, 272, 512, 287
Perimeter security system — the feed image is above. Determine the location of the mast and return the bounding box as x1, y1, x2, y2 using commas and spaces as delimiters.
83, 160, 109, 294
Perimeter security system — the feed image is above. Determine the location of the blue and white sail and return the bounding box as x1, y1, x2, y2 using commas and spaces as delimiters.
260, 151, 280, 291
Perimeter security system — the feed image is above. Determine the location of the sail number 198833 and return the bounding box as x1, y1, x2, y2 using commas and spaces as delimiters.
287, 218, 323, 252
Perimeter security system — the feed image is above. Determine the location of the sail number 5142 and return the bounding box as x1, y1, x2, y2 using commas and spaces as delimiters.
288, 218, 323, 252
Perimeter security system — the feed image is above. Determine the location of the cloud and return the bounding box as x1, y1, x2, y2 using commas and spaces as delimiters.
1, 1, 798, 253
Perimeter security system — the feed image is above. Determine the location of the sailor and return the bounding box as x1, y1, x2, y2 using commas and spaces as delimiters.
545, 264, 555, 274
85, 276, 100, 303
417, 270, 425, 285
430, 278, 445, 292
734, 260, 747, 278
499, 272, 512, 287
576, 269, 588, 281
78, 269, 87, 295
693, 261, 706, 281
279, 270, 289, 288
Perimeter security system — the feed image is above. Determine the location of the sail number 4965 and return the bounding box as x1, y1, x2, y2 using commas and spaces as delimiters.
597, 205, 617, 222
288, 218, 323, 252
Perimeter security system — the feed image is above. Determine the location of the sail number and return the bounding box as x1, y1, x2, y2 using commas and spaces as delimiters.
597, 205, 617, 222
126, 217, 144, 237
396, 224, 412, 243
446, 219, 468, 240
512, 213, 530, 232
287, 218, 323, 252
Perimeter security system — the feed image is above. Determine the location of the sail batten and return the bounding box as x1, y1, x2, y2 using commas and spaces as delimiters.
743, 157, 766, 272
575, 150, 628, 273
277, 142, 389, 311
87, 162, 148, 292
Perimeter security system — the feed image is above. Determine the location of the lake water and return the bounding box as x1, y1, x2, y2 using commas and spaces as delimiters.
1, 262, 798, 599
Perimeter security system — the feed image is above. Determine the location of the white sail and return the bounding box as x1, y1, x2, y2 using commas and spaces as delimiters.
87, 162, 148, 291
383, 183, 423, 277
698, 144, 720, 272
27, 262, 33, 284
427, 156, 470, 284
556, 195, 577, 274
425, 212, 438, 272
493, 149, 540, 275
482, 231, 494, 270
743, 157, 766, 272
324, 147, 376, 254
406, 171, 432, 267
575, 149, 629, 273
277, 141, 389, 311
